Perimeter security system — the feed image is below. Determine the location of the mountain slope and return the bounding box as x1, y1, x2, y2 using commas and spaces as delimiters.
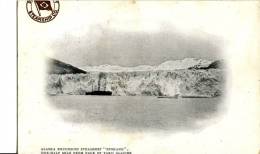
46, 58, 86, 74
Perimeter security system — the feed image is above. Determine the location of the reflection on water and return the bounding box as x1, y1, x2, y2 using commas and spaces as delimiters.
48, 96, 224, 132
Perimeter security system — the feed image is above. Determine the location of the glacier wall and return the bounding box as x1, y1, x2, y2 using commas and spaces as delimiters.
46, 69, 225, 97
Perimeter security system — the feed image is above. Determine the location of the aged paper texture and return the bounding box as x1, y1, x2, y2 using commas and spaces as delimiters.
18, 1, 260, 154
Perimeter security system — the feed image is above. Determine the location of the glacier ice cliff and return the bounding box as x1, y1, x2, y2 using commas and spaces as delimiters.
46, 69, 225, 97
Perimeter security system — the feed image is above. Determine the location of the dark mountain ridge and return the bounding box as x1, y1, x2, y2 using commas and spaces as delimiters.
46, 58, 86, 74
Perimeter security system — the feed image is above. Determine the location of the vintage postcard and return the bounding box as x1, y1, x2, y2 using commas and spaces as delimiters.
18, 1, 260, 154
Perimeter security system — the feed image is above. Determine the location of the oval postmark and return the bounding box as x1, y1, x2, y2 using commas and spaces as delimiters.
26, 0, 60, 23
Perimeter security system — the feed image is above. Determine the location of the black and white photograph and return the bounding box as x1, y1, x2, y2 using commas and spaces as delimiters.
18, 1, 260, 154
45, 27, 226, 132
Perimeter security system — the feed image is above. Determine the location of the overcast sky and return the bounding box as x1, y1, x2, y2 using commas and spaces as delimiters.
36, 1, 230, 67
51, 25, 223, 67
18, 1, 248, 68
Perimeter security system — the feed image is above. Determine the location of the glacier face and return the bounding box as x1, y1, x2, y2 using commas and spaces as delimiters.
46, 69, 225, 97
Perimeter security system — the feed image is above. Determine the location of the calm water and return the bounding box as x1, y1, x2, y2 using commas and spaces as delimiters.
48, 96, 223, 132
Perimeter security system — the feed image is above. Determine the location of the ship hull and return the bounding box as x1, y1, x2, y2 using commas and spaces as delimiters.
85, 91, 112, 96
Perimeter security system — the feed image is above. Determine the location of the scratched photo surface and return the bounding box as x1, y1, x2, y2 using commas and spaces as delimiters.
18, 1, 260, 154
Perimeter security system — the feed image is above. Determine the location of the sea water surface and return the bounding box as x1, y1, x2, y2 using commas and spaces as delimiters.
48, 96, 223, 132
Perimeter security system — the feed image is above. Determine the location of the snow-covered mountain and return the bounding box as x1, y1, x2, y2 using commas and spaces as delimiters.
81, 58, 214, 72
157, 58, 212, 70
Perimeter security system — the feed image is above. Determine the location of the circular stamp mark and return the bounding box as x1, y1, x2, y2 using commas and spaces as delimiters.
26, 0, 60, 23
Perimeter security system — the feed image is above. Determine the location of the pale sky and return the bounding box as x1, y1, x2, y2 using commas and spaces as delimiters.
19, 1, 255, 67
51, 25, 223, 67
34, 1, 230, 67
19, 1, 247, 67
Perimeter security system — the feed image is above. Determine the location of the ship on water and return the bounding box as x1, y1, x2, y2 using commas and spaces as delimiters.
85, 72, 112, 96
